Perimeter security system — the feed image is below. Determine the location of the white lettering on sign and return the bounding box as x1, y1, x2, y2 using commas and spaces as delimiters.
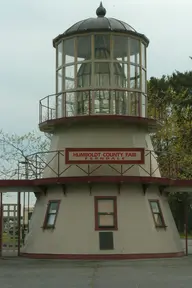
65, 149, 145, 164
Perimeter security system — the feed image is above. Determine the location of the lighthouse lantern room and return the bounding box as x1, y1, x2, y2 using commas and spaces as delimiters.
14, 3, 188, 259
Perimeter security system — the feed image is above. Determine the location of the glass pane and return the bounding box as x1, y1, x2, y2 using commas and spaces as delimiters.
141, 94, 146, 117
99, 214, 114, 226
77, 91, 89, 115
57, 69, 62, 92
95, 62, 110, 87
137, 67, 141, 89
141, 43, 146, 67
47, 214, 56, 226
77, 63, 91, 87
130, 92, 139, 116
154, 214, 163, 226
94, 35, 110, 59
113, 63, 127, 88
66, 92, 76, 117
130, 39, 140, 65
142, 69, 146, 93
150, 201, 160, 213
56, 93, 63, 118
65, 65, 75, 90
98, 199, 114, 213
49, 202, 59, 213
113, 35, 128, 61
77, 36, 91, 61
130, 65, 140, 89
113, 91, 127, 115
94, 90, 110, 114
57, 42, 62, 67
64, 38, 75, 64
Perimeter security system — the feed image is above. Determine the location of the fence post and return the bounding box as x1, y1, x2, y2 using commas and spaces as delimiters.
0, 192, 2, 257
184, 200, 188, 256
17, 192, 21, 256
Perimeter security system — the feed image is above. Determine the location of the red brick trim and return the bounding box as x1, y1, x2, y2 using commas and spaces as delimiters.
21, 251, 184, 260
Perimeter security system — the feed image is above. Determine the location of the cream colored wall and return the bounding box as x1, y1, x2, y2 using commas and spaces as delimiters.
42, 123, 161, 178
22, 183, 182, 255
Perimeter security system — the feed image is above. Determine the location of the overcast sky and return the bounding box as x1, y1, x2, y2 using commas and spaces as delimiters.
1, 0, 192, 135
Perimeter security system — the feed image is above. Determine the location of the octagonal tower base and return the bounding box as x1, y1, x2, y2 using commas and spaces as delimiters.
21, 183, 183, 259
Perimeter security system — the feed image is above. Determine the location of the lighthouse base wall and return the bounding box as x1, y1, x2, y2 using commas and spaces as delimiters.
21, 184, 183, 259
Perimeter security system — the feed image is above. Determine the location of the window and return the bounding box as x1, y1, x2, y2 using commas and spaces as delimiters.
149, 200, 166, 228
94, 196, 117, 230
43, 200, 60, 229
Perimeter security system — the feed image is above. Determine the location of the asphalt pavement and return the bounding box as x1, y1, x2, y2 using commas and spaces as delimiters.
1, 256, 192, 287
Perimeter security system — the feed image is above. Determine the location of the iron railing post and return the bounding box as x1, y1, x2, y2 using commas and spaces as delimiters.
58, 151, 60, 177
149, 150, 152, 176
39, 100, 41, 123
35, 154, 38, 179
47, 96, 50, 120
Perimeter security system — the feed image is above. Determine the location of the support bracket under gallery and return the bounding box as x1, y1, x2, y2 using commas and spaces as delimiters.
159, 185, 168, 195
117, 182, 123, 195
88, 182, 92, 195
36, 185, 48, 196
61, 184, 67, 196
142, 184, 150, 195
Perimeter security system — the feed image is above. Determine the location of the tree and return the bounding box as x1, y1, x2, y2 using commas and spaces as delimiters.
148, 70, 192, 233
0, 130, 50, 180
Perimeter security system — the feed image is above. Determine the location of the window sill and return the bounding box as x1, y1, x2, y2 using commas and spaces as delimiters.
42, 225, 55, 230
155, 225, 167, 229
95, 227, 118, 231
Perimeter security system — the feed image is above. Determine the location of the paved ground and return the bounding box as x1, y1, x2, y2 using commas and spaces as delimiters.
1, 257, 192, 287
181, 238, 192, 254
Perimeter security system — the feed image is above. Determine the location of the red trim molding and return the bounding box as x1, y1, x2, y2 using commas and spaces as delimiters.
0, 176, 192, 193
39, 115, 158, 133
21, 251, 184, 260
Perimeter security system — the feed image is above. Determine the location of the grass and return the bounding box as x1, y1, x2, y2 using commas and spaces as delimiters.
2, 232, 18, 244
180, 233, 192, 239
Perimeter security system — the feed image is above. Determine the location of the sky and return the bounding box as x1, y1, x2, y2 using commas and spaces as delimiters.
1, 0, 192, 205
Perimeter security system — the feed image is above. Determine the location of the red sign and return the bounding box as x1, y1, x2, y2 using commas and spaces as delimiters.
65, 148, 145, 164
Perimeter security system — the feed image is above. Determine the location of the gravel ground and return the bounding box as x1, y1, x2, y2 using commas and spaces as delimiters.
1, 256, 192, 288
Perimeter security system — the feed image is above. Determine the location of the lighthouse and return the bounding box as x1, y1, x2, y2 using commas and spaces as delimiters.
20, 3, 185, 259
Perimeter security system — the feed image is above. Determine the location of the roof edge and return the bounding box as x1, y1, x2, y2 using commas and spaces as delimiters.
52, 29, 149, 48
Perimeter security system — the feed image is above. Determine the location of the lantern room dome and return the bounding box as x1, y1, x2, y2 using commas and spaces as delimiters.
53, 2, 149, 47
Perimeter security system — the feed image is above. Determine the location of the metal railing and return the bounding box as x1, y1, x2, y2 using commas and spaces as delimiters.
39, 89, 164, 124
20, 149, 192, 180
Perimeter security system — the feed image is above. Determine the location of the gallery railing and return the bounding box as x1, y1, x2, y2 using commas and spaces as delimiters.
21, 149, 191, 180
39, 89, 164, 124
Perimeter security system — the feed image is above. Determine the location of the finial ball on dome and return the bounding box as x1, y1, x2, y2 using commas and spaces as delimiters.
96, 2, 106, 17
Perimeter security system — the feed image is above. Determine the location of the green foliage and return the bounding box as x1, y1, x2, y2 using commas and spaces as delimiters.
148, 70, 192, 232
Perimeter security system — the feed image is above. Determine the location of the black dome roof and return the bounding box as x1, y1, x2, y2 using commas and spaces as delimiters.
53, 2, 149, 47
